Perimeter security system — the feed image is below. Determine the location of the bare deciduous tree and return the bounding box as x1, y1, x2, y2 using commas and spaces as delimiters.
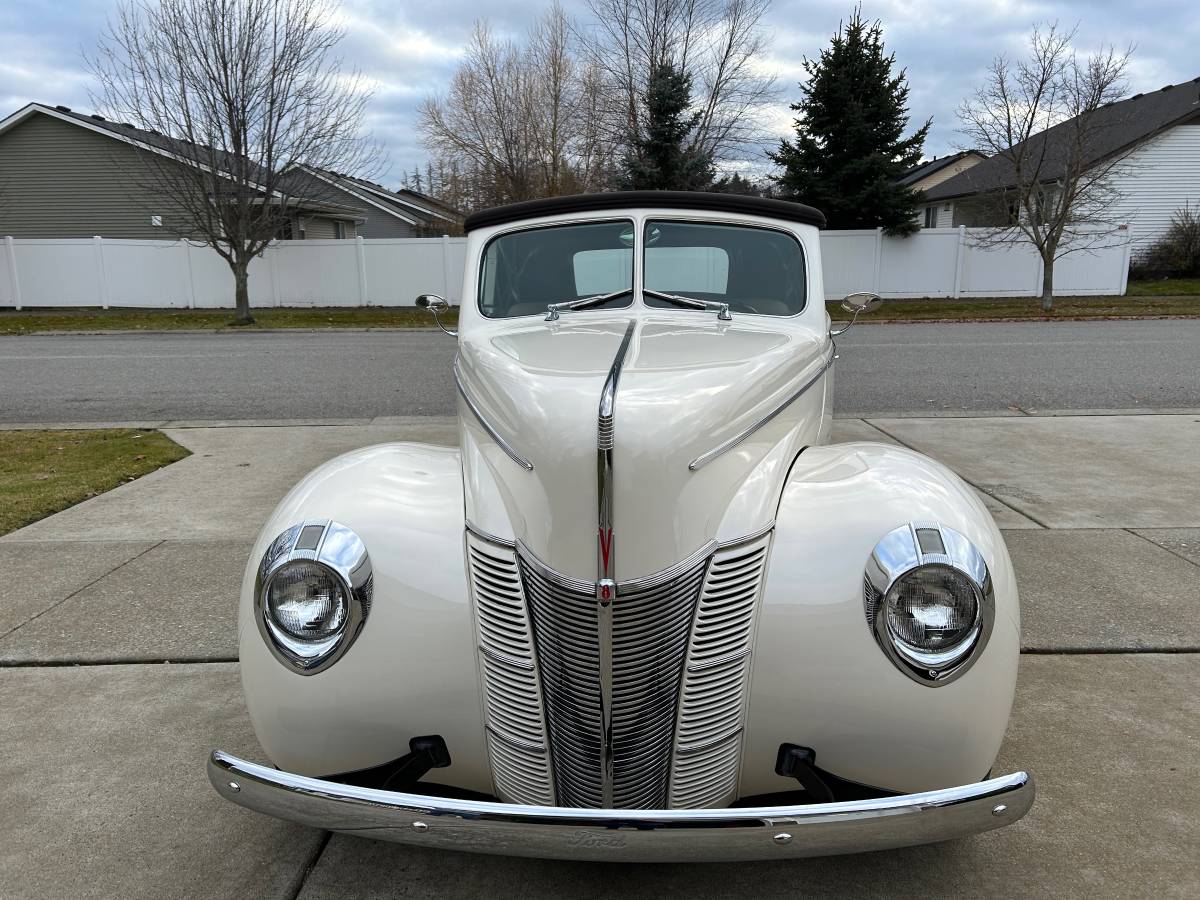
419, 5, 611, 209
581, 0, 776, 164
957, 23, 1132, 310
90, 0, 376, 322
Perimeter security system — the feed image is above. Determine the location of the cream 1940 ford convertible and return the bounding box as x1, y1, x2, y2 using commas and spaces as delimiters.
209, 191, 1033, 861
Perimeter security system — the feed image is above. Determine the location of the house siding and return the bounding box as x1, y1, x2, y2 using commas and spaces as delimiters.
358, 215, 418, 239
302, 215, 343, 240
1107, 122, 1200, 247
0, 112, 193, 239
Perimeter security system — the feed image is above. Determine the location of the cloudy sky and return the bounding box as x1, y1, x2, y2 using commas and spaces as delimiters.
2, 0, 1197, 186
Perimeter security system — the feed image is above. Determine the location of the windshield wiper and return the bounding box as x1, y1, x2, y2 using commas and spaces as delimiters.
544, 288, 633, 321
642, 288, 732, 321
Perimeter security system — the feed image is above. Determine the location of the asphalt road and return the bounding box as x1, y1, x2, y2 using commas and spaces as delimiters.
1, 319, 1198, 423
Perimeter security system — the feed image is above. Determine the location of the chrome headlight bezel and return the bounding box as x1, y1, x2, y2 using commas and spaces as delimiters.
863, 523, 995, 687
255, 520, 373, 675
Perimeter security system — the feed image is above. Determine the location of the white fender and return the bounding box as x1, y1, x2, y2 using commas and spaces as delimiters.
237, 443, 493, 795
739, 441, 1020, 797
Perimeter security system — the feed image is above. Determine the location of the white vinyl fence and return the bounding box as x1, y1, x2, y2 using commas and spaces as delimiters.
0, 227, 1130, 309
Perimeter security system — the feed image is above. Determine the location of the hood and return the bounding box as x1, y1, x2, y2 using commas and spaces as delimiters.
457, 313, 830, 581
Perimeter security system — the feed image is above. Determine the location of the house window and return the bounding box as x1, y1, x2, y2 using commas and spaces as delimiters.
334, 220, 347, 240
923, 207, 938, 229
275, 220, 295, 241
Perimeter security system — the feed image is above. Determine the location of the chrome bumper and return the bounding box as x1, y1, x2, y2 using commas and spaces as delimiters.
209, 751, 1034, 862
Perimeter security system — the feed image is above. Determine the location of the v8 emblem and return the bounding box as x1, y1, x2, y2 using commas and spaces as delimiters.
596, 578, 616, 606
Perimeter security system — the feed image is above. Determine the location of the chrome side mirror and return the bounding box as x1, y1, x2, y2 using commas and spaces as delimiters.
416, 294, 457, 337
830, 292, 882, 336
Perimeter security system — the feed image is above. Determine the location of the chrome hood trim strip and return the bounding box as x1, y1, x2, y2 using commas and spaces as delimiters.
209, 751, 1035, 863
688, 343, 836, 471
454, 359, 535, 472
596, 318, 637, 807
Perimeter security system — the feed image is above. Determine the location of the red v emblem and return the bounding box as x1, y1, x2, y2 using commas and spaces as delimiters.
598, 527, 613, 577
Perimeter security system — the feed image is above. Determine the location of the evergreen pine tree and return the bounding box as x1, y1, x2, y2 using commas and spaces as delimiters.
617, 62, 714, 191
770, 8, 929, 234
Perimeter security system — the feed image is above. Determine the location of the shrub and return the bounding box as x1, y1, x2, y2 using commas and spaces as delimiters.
1130, 204, 1200, 280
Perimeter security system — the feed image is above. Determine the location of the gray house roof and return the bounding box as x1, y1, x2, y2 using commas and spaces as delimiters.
0, 102, 367, 218
295, 165, 463, 230
897, 151, 985, 187
925, 76, 1200, 202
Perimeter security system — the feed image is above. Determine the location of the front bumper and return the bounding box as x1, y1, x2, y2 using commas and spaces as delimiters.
209, 751, 1034, 862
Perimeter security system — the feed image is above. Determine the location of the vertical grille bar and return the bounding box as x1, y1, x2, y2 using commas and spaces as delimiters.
521, 556, 604, 807
466, 531, 555, 805
669, 532, 772, 808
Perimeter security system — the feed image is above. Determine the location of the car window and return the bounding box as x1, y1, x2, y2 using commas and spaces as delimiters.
479, 220, 635, 319
643, 221, 807, 316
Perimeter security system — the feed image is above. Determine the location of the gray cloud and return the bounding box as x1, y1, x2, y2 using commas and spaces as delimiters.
2, 0, 1197, 187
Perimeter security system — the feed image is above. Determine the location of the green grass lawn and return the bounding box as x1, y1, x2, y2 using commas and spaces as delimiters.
1126, 278, 1200, 297
844, 293, 1200, 321
0, 306, 453, 334
2, 287, 1199, 334
0, 429, 190, 535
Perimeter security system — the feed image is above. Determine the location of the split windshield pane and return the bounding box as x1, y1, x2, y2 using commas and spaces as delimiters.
643, 221, 807, 316
479, 220, 635, 318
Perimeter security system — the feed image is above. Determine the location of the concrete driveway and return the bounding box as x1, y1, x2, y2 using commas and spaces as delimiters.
2, 413, 1198, 898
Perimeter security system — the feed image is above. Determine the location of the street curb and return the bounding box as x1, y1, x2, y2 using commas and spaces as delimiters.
4, 410, 1200, 431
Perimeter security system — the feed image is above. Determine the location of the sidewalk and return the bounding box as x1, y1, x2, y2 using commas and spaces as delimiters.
1, 414, 1198, 898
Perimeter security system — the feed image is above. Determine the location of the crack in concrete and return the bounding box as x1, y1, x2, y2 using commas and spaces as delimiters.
0, 540, 166, 643
1122, 528, 1200, 572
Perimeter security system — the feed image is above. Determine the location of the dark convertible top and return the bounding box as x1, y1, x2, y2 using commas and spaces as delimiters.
462, 191, 826, 233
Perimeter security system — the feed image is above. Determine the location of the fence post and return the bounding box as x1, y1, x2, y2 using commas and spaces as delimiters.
267, 240, 281, 308
179, 240, 197, 309
1118, 224, 1132, 296
1034, 252, 1044, 298
953, 226, 966, 299
873, 227, 884, 295
4, 236, 21, 310
93, 235, 110, 309
441, 234, 454, 304
355, 235, 369, 306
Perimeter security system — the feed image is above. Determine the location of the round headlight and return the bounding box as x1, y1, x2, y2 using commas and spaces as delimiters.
884, 564, 979, 656
864, 523, 996, 686
265, 560, 347, 641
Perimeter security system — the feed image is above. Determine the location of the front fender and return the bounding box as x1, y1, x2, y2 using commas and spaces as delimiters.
237, 443, 492, 795
739, 441, 1020, 797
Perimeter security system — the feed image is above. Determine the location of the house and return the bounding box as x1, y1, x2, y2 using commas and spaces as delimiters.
897, 151, 986, 228
0, 102, 367, 240
919, 77, 1200, 246
292, 166, 464, 237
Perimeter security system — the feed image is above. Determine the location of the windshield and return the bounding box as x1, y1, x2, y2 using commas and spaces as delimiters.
479, 220, 634, 319
643, 221, 807, 316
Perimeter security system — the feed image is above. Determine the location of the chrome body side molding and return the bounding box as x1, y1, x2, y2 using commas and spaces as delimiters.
209, 751, 1035, 863
688, 344, 836, 471
454, 360, 535, 472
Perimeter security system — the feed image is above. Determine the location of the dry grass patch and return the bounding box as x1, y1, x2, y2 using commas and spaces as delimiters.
0, 429, 189, 535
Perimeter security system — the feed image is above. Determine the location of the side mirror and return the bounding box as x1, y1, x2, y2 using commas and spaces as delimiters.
841, 292, 883, 314
415, 294, 456, 336
831, 292, 882, 336
416, 294, 449, 312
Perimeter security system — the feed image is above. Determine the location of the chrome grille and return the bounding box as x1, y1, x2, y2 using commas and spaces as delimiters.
522, 547, 709, 808
466, 532, 554, 805
518, 556, 603, 807
468, 527, 772, 810
669, 532, 771, 808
